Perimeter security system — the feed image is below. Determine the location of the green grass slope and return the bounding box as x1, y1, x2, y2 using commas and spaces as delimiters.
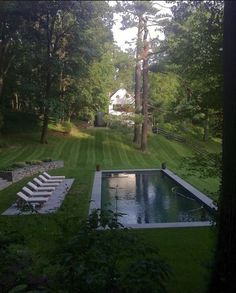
0, 127, 220, 293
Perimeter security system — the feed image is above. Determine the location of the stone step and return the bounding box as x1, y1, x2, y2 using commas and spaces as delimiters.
0, 178, 12, 191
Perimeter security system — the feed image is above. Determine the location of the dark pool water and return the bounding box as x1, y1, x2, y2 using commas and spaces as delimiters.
101, 171, 213, 224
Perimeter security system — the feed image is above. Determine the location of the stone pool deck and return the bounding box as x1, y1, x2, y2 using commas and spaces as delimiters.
2, 179, 74, 215
123, 221, 213, 229
162, 169, 217, 210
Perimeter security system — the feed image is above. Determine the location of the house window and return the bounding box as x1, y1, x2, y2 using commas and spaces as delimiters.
113, 104, 134, 113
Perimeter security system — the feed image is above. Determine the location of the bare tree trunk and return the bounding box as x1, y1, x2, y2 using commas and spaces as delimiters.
141, 18, 149, 152
203, 108, 209, 141
133, 17, 143, 145
208, 2, 236, 293
40, 69, 51, 144
0, 76, 4, 130
0, 77, 3, 100
40, 107, 49, 144
40, 12, 52, 144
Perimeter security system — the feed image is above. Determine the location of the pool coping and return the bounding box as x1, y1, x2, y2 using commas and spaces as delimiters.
89, 168, 217, 229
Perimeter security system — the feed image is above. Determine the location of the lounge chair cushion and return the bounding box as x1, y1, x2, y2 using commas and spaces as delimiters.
33, 178, 59, 187
22, 187, 51, 197
39, 175, 62, 183
28, 182, 55, 192
43, 171, 65, 179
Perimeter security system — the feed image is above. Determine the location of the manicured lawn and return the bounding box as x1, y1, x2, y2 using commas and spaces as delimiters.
0, 127, 220, 292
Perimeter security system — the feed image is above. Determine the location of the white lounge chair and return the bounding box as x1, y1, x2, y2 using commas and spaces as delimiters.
43, 171, 65, 179
22, 186, 52, 197
33, 177, 59, 187
39, 174, 62, 183
27, 181, 55, 192
17, 191, 48, 211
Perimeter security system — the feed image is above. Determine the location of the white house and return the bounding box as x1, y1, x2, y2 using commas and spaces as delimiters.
109, 88, 135, 116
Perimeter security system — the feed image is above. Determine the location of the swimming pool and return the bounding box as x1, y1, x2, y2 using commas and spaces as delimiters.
90, 169, 217, 228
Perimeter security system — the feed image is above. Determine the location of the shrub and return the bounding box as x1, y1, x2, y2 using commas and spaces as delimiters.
2, 159, 53, 172
51, 209, 171, 292
28, 160, 43, 165
0, 228, 47, 292
62, 121, 73, 134
103, 114, 134, 135
11, 162, 28, 168
42, 157, 52, 162
163, 123, 178, 133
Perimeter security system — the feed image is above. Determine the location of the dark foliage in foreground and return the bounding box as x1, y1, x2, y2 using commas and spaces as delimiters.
50, 209, 171, 293
0, 227, 47, 292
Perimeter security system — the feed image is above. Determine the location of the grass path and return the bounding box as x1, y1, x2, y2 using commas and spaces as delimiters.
0, 127, 221, 293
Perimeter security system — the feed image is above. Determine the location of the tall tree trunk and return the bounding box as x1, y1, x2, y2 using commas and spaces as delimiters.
141, 18, 149, 152
40, 107, 49, 144
133, 17, 143, 145
40, 11, 52, 144
0, 76, 3, 100
203, 108, 209, 141
208, 2, 236, 293
40, 69, 51, 144
0, 76, 4, 130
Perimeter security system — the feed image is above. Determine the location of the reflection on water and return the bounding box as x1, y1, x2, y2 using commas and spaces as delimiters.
101, 172, 212, 225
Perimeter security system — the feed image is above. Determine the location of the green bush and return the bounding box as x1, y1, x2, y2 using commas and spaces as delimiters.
28, 160, 42, 165
103, 114, 134, 134
0, 228, 47, 292
51, 209, 171, 292
163, 123, 179, 133
62, 121, 73, 134
2, 158, 53, 171
11, 162, 28, 168
42, 157, 52, 162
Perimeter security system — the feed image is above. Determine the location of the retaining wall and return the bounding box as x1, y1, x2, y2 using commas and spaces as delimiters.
0, 161, 64, 182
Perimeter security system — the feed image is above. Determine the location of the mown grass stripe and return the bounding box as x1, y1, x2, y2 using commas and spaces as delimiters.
0, 145, 34, 168
115, 138, 133, 168
104, 131, 114, 168
51, 137, 68, 159
23, 145, 48, 161
94, 130, 105, 166
86, 137, 96, 166
0, 146, 30, 168
102, 131, 114, 167
133, 147, 150, 168
66, 139, 80, 169
70, 138, 80, 169
59, 139, 75, 168
76, 137, 91, 167
110, 140, 123, 168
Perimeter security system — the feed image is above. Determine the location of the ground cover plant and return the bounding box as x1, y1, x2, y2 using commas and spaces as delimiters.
0, 158, 53, 171
0, 125, 220, 292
